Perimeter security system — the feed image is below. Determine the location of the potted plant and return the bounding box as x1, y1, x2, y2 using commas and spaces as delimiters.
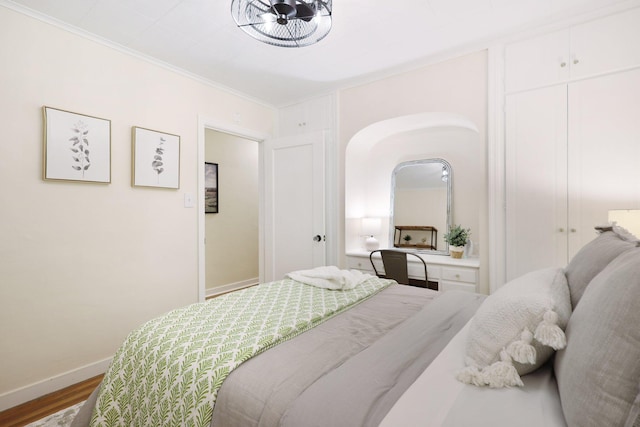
444, 224, 470, 258
402, 234, 412, 246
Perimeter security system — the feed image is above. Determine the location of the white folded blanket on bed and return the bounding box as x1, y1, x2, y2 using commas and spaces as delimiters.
286, 266, 374, 290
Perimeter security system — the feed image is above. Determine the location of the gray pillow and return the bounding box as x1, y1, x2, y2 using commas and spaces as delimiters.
564, 228, 637, 308
555, 248, 640, 427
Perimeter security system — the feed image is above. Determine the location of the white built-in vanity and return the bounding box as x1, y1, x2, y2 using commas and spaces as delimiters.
346, 250, 480, 293
344, 113, 484, 292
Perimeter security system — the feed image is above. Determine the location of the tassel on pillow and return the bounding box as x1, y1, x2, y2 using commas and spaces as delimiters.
534, 310, 567, 350
455, 365, 485, 387
483, 349, 524, 388
457, 268, 572, 389
456, 350, 525, 388
506, 328, 537, 365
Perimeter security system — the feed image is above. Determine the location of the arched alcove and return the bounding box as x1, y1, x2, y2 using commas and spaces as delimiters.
345, 112, 480, 252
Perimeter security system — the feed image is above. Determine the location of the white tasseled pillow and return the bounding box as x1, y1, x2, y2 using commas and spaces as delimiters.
457, 268, 572, 388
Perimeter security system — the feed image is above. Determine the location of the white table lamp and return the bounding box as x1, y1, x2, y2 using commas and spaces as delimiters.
362, 217, 381, 251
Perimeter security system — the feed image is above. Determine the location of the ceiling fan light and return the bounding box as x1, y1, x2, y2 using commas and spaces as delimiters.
231, 0, 333, 48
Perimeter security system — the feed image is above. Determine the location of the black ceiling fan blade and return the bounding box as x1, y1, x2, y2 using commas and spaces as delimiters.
271, 0, 297, 17
295, 3, 315, 22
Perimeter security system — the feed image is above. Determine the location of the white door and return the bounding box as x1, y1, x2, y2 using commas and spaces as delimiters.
264, 131, 326, 280
505, 85, 568, 280
505, 68, 640, 281
568, 67, 640, 258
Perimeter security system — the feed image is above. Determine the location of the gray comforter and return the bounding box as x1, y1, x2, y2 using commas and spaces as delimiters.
72, 285, 484, 427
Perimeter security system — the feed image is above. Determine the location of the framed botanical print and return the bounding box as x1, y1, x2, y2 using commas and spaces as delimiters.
132, 126, 180, 189
43, 106, 111, 183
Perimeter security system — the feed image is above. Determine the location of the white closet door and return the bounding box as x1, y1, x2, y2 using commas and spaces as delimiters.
568, 67, 640, 258
505, 85, 568, 281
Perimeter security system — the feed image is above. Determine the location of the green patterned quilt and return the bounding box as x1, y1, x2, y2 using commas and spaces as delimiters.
90, 276, 393, 427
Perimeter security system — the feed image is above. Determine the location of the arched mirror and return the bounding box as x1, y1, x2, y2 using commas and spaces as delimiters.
390, 159, 452, 254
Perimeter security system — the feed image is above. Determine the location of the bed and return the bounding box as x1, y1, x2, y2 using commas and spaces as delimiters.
72, 227, 640, 427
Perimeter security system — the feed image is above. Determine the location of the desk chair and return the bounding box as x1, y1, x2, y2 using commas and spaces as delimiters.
369, 249, 429, 288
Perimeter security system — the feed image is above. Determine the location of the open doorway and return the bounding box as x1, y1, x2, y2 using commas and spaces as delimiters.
203, 129, 260, 298
198, 116, 266, 301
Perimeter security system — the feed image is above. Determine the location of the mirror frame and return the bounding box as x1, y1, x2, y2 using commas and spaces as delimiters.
389, 158, 452, 255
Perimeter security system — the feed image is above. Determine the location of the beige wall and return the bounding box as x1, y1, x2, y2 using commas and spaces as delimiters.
0, 6, 274, 406
338, 51, 489, 292
205, 130, 259, 291
0, 4, 489, 407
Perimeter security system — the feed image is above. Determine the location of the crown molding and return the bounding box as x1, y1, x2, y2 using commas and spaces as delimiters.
0, 0, 276, 109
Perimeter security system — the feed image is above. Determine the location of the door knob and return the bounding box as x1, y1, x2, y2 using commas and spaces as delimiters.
313, 235, 322, 242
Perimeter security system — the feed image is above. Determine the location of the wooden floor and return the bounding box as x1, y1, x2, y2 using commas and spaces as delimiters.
0, 375, 103, 427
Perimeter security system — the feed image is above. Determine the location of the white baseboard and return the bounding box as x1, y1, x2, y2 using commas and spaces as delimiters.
205, 278, 258, 298
0, 357, 112, 412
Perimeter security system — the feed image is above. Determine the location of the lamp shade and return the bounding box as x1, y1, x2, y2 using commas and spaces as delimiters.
608, 209, 640, 238
361, 217, 381, 237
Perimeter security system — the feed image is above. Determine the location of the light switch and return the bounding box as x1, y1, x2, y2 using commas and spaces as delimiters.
184, 193, 194, 208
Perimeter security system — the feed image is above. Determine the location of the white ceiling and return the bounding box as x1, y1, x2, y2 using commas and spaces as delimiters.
4, 0, 633, 106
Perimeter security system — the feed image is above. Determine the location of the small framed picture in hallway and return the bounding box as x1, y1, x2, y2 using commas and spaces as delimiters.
205, 162, 218, 213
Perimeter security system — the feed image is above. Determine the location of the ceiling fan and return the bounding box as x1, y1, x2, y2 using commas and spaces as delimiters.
231, 0, 333, 48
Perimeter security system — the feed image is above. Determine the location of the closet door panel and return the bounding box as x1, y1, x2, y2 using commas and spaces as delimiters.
505, 86, 568, 281
505, 29, 570, 93
570, 8, 640, 79
278, 96, 333, 136
568, 67, 640, 258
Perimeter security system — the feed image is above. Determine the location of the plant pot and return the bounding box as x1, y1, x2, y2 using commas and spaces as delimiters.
449, 246, 464, 259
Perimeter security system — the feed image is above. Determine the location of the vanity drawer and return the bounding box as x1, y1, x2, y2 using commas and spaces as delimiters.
346, 256, 375, 273
407, 263, 437, 280
439, 281, 476, 293
441, 268, 477, 284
